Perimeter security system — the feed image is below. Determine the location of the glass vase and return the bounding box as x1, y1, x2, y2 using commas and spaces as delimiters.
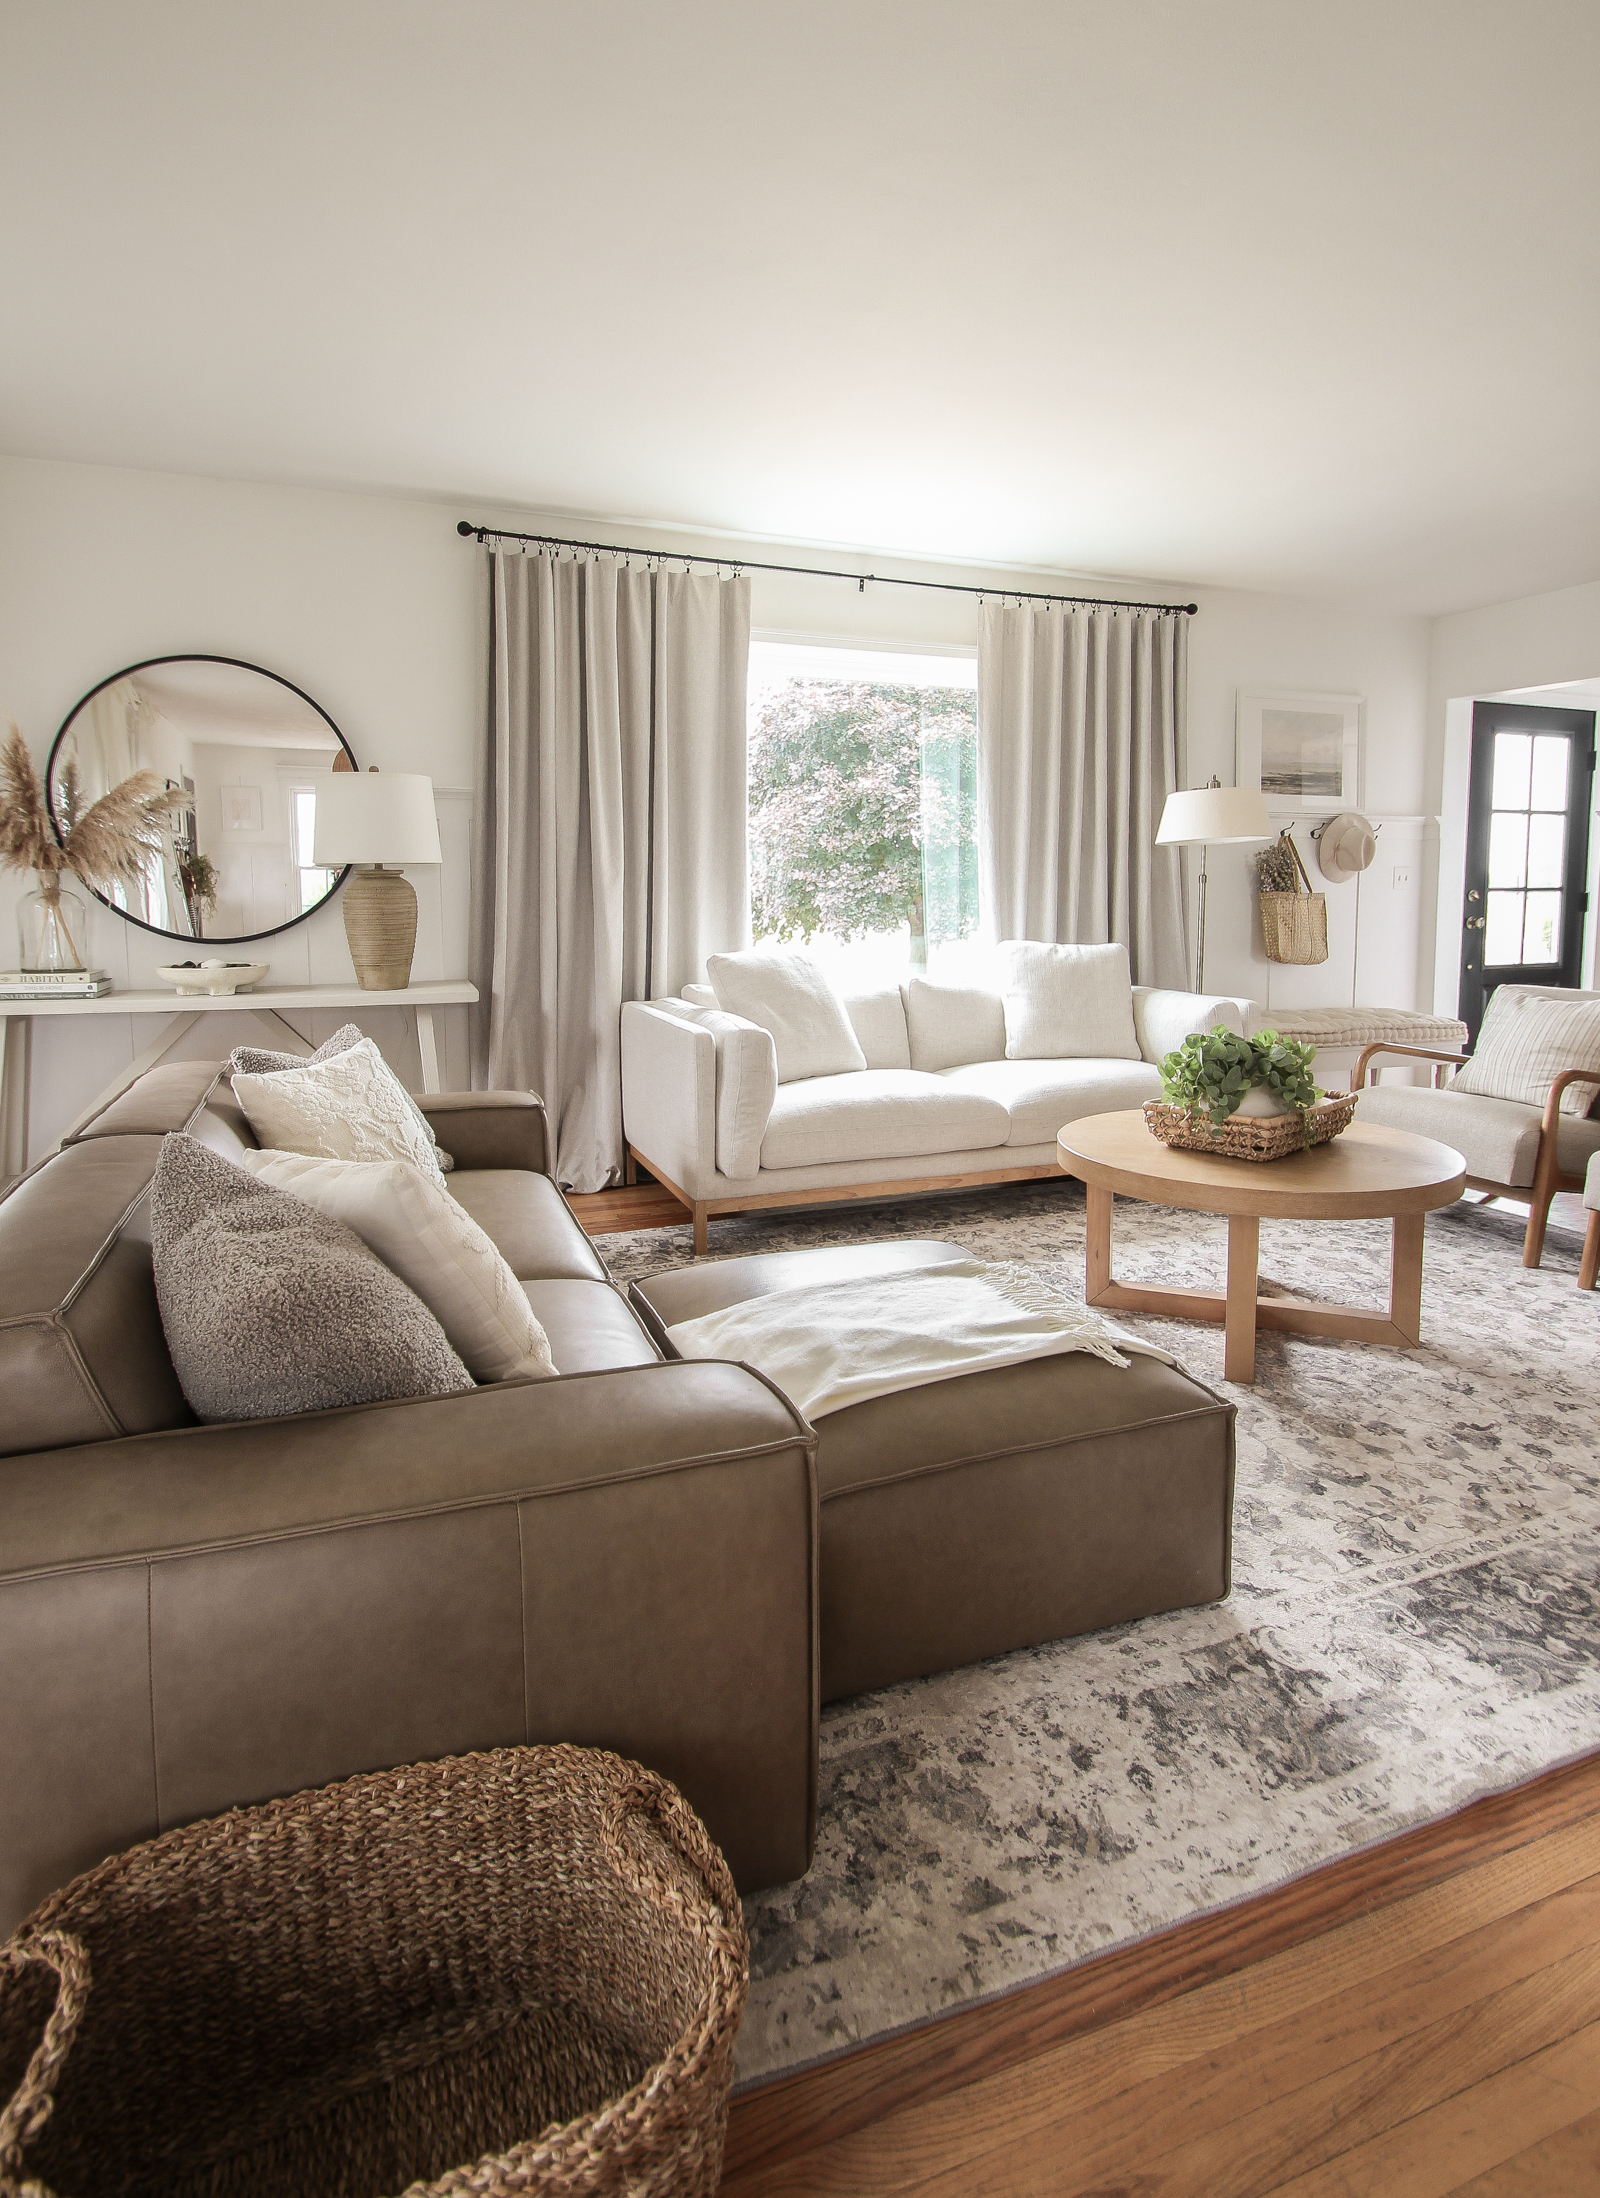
17, 871, 90, 972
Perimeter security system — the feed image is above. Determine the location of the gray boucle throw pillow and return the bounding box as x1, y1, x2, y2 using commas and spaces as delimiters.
229, 1022, 453, 1170
150, 1132, 473, 1422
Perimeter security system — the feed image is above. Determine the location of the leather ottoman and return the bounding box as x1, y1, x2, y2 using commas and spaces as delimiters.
630, 1241, 1236, 1703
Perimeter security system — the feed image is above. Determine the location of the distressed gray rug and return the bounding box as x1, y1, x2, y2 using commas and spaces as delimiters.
600, 1180, 1600, 2089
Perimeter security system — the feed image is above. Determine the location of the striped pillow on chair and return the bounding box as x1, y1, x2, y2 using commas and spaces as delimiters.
1452, 986, 1600, 1118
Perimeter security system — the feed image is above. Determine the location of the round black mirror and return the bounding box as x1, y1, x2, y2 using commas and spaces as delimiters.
48, 656, 356, 944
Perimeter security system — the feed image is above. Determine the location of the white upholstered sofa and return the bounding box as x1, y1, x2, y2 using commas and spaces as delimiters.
620, 945, 1253, 1251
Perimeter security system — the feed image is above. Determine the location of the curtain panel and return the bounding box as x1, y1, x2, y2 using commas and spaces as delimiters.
976, 602, 1190, 989
470, 548, 751, 1191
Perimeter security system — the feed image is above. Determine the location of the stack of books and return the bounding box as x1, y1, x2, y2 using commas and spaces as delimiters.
0, 969, 114, 1000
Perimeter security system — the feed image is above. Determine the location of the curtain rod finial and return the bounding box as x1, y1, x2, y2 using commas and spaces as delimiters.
456, 520, 475, 538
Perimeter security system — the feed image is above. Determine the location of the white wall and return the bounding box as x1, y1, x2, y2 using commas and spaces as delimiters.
1426, 580, 1600, 1013
0, 451, 1433, 1166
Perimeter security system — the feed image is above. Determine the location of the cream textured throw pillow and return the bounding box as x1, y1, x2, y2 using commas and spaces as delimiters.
998, 941, 1141, 1061
231, 1022, 453, 1170
231, 1037, 447, 1181
1451, 986, 1600, 1119
706, 949, 867, 1083
238, 1150, 558, 1383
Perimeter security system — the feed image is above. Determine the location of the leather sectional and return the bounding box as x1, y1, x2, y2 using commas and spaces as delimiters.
0, 1057, 1235, 1935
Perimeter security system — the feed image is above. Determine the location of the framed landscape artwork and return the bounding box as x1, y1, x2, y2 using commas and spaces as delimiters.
1236, 689, 1361, 809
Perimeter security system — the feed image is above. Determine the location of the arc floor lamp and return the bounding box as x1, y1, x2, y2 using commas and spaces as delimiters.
1156, 777, 1273, 993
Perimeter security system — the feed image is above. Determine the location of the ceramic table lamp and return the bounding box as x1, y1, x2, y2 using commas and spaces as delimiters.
313, 769, 442, 990
1155, 778, 1274, 993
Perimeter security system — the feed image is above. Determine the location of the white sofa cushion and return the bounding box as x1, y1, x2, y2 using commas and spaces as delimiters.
840, 985, 913, 1070
1450, 984, 1600, 1118
1131, 987, 1245, 1066
998, 941, 1141, 1062
707, 949, 867, 1083
901, 976, 1008, 1071
698, 1009, 779, 1178
759, 1070, 1010, 1171
939, 1058, 1162, 1147
230, 1036, 447, 1182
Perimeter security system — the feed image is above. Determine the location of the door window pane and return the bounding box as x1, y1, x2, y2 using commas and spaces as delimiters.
1487, 811, 1528, 889
1485, 892, 1524, 964
1491, 732, 1531, 809
1525, 812, 1566, 890
1530, 735, 1570, 811
1522, 893, 1562, 963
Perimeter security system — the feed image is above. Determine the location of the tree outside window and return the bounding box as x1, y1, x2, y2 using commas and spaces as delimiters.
748, 649, 979, 975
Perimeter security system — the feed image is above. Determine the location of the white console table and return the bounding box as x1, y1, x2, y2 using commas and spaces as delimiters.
0, 980, 478, 1177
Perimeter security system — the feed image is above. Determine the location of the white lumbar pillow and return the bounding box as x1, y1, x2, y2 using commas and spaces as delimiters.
706, 948, 867, 1084
232, 1037, 447, 1182
997, 941, 1141, 1062
236, 1149, 558, 1383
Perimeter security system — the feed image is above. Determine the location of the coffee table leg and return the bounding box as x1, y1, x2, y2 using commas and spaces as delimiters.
1085, 1183, 1114, 1302
1390, 1213, 1425, 1344
1225, 1212, 1260, 1383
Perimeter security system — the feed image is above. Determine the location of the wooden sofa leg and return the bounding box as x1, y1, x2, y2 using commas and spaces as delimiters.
693, 1205, 709, 1257
1581, 1210, 1600, 1292
624, 1148, 638, 1187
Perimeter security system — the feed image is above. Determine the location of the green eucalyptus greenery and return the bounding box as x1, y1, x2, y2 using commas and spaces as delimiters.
1159, 1025, 1323, 1137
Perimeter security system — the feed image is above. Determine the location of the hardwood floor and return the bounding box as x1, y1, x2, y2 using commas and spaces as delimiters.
567, 1179, 688, 1236
720, 1752, 1600, 2197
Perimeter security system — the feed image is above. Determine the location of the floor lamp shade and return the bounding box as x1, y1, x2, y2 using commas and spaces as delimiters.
314, 771, 442, 990
1155, 783, 1273, 993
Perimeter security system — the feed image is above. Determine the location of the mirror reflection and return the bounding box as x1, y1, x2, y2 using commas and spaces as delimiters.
48, 657, 354, 943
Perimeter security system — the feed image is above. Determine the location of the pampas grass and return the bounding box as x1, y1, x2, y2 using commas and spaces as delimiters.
1, 721, 182, 891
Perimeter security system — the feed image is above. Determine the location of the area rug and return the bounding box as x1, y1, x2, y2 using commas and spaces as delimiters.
600, 1181, 1600, 2089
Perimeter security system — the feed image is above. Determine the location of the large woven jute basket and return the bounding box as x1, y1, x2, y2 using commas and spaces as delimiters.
1144, 1091, 1358, 1162
0, 1746, 748, 2198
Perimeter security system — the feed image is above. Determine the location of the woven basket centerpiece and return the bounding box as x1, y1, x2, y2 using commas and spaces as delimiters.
0, 1745, 748, 2198
1144, 1090, 1358, 1162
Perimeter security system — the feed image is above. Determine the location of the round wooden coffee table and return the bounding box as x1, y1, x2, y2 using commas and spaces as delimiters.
1055, 1112, 1467, 1384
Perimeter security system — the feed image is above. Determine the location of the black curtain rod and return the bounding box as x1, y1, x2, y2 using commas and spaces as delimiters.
456, 520, 1198, 616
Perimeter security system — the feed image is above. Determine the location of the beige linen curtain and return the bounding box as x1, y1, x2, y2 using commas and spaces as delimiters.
977, 601, 1189, 989
470, 548, 751, 1190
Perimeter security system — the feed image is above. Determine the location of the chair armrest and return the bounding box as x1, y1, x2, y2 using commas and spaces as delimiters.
1132, 987, 1248, 1065
1541, 1067, 1600, 1134
1351, 1041, 1469, 1089
0, 1360, 819, 1921
419, 1090, 551, 1175
621, 1002, 718, 1198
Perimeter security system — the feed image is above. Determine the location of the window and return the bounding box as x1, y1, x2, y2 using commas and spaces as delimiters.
747, 641, 979, 983
291, 784, 334, 916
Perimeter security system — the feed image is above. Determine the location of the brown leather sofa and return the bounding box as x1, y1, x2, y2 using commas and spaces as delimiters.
0, 1061, 819, 1934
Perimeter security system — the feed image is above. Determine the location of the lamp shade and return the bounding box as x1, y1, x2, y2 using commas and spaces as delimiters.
1155, 785, 1274, 847
313, 771, 441, 867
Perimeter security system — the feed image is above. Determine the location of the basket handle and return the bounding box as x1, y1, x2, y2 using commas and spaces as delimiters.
0, 1931, 89, 2198
1286, 831, 1318, 896
601, 1772, 743, 1950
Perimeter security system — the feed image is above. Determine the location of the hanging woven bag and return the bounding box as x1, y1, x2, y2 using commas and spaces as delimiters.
1258, 829, 1330, 964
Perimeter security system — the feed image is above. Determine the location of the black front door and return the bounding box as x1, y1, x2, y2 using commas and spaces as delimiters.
1459, 700, 1595, 1045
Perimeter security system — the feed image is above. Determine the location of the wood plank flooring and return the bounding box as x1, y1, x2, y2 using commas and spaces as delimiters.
720, 1752, 1600, 2197
567, 1179, 688, 1236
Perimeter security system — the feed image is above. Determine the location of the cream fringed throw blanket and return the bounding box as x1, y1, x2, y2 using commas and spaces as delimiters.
663, 1259, 1174, 1421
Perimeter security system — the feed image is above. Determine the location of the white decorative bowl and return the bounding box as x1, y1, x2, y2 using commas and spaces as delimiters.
156, 961, 270, 996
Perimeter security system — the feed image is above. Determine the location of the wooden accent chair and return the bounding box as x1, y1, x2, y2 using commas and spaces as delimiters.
1352, 1042, 1600, 1270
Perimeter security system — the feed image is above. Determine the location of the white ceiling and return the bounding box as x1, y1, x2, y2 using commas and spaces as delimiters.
3, 0, 1598, 615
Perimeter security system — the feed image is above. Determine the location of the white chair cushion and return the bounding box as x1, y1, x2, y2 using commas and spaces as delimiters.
901, 976, 1008, 1071
698, 1009, 779, 1178
841, 984, 912, 1070
230, 1037, 446, 1182
939, 1058, 1162, 1147
237, 1150, 558, 1383
707, 949, 867, 1083
998, 941, 1141, 1062
759, 1070, 1010, 1171
1353, 1082, 1592, 1188
1451, 985, 1600, 1119
1586, 1151, 1600, 1211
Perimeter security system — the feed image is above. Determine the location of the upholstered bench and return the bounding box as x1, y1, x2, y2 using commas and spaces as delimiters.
630, 1240, 1237, 1703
